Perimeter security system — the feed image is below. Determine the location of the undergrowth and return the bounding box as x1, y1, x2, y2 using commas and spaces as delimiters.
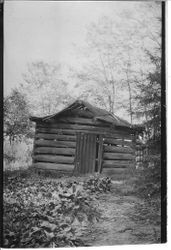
4, 139, 33, 171
3, 173, 111, 248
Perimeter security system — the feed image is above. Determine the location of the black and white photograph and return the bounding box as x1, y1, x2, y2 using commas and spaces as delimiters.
3, 0, 166, 247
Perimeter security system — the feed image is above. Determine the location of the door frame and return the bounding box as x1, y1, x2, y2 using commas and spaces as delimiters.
74, 132, 103, 174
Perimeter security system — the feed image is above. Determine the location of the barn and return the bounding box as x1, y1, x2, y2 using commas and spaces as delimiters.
30, 100, 140, 175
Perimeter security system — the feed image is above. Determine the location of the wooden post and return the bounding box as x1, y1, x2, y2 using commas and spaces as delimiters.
73, 132, 81, 176
98, 135, 103, 173
32, 123, 37, 165
132, 132, 137, 168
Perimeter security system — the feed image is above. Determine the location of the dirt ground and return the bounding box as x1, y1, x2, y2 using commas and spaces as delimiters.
84, 189, 159, 246
81, 171, 161, 246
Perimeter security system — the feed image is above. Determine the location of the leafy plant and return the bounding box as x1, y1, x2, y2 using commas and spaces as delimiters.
84, 176, 112, 193
3, 175, 111, 247
4, 89, 31, 143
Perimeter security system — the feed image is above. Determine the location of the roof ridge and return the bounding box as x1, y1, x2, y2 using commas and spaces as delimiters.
30, 99, 131, 128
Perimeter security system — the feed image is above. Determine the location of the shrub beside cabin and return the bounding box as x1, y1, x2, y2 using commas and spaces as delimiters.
30, 100, 142, 174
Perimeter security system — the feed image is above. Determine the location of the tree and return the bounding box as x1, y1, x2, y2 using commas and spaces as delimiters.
135, 51, 161, 143
4, 89, 30, 144
74, 2, 161, 124
132, 1, 161, 142
74, 16, 138, 120
21, 61, 74, 117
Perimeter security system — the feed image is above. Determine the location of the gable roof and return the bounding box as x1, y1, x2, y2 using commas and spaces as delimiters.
30, 100, 132, 128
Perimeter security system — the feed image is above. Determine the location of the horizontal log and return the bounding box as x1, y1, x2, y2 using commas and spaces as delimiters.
103, 152, 134, 160
33, 162, 74, 171
102, 168, 129, 173
37, 127, 132, 138
103, 164, 127, 169
34, 147, 75, 155
35, 133, 76, 141
37, 122, 132, 137
36, 127, 76, 135
104, 145, 134, 153
35, 140, 76, 148
104, 138, 133, 147
105, 134, 133, 140
102, 166, 129, 173
37, 122, 108, 130
36, 127, 133, 140
36, 130, 133, 141
34, 155, 74, 164
55, 117, 107, 126
103, 160, 132, 168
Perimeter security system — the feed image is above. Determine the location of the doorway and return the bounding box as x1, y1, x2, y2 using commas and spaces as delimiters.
74, 133, 103, 174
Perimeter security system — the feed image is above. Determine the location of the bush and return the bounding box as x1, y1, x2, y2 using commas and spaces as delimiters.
133, 153, 161, 199
4, 138, 33, 171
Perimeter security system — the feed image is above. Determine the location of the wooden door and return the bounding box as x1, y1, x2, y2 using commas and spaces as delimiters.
74, 133, 103, 174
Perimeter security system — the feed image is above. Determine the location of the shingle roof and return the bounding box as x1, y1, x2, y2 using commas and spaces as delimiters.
30, 100, 131, 128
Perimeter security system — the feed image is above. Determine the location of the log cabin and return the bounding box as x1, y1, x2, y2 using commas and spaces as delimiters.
30, 100, 142, 175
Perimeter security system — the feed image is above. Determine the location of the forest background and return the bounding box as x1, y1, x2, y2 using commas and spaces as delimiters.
4, 1, 161, 170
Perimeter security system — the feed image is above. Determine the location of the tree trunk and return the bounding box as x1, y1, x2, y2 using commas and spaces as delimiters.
127, 80, 133, 125
125, 59, 133, 125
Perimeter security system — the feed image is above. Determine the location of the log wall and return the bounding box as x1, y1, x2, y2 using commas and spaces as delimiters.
102, 136, 135, 170
32, 116, 135, 172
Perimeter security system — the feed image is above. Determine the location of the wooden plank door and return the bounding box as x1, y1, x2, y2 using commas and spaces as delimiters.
74, 133, 97, 174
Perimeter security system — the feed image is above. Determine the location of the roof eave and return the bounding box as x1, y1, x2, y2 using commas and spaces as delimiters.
29, 116, 43, 122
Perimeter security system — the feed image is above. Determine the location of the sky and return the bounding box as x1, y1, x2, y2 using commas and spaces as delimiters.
4, 0, 143, 96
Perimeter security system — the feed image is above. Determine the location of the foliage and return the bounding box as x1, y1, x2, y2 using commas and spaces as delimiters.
74, 2, 161, 123
128, 154, 161, 242
130, 158, 161, 242
3, 174, 111, 248
21, 61, 74, 117
134, 51, 161, 141
4, 89, 31, 143
135, 155, 161, 199
4, 138, 33, 171
84, 176, 111, 193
